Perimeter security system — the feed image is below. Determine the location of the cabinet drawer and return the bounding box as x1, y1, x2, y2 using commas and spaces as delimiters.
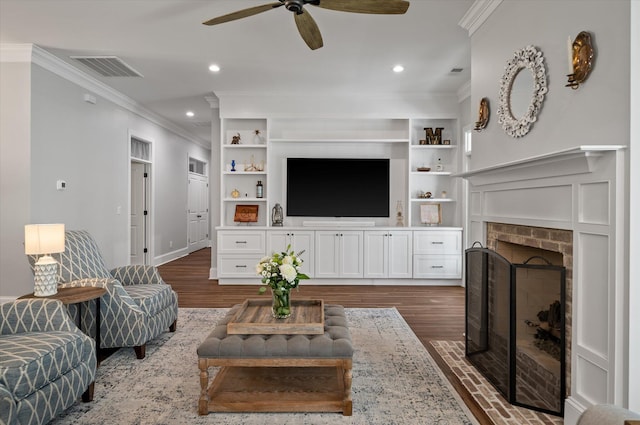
218, 256, 263, 277
413, 231, 461, 255
218, 231, 265, 254
413, 255, 461, 278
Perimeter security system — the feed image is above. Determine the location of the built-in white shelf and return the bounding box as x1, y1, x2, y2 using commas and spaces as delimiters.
270, 138, 409, 144
222, 144, 267, 148
222, 171, 267, 175
410, 171, 452, 176
223, 198, 267, 202
410, 145, 456, 149
410, 198, 455, 202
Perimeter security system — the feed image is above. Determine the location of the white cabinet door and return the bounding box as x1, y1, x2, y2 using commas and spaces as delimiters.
266, 230, 314, 277
364, 230, 412, 278
315, 231, 363, 278
340, 231, 363, 278
218, 231, 265, 254
364, 231, 387, 278
315, 231, 341, 278
413, 230, 461, 254
388, 230, 413, 278
413, 254, 462, 278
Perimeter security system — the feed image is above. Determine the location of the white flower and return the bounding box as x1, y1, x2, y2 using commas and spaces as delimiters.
256, 263, 264, 274
282, 255, 293, 265
280, 264, 297, 283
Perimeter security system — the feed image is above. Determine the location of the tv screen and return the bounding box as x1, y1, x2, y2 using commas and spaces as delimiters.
286, 158, 390, 217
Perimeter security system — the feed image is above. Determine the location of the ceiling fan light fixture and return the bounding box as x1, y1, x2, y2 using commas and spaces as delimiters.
186, 111, 195, 117
393, 65, 405, 73
208, 64, 221, 72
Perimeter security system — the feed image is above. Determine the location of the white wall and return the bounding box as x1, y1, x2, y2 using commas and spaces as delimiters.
0, 48, 210, 299
0, 61, 32, 297
469, 1, 630, 170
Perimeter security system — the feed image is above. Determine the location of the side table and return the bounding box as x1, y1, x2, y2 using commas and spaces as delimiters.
19, 286, 107, 352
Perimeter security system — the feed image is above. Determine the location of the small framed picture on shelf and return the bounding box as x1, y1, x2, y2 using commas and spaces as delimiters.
420, 203, 442, 226
234, 205, 259, 223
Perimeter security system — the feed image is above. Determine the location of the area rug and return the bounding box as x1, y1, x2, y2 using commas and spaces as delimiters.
51, 308, 478, 425
430, 341, 564, 425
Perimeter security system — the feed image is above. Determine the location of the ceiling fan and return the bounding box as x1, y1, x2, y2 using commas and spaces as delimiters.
203, 0, 410, 50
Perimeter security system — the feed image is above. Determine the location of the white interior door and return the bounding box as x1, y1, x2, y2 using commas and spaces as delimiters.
188, 173, 209, 252
130, 162, 148, 264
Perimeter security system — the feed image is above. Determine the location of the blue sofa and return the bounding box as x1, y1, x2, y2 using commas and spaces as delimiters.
0, 299, 96, 425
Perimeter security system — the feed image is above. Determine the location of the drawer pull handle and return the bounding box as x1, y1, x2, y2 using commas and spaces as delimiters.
431, 241, 444, 245
235, 265, 247, 268
431, 265, 444, 269
235, 241, 247, 244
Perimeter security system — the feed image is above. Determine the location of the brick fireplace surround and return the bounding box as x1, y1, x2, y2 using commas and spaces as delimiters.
460, 146, 629, 425
486, 222, 573, 397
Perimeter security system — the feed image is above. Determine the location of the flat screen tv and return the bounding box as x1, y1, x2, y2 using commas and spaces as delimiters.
286, 158, 389, 217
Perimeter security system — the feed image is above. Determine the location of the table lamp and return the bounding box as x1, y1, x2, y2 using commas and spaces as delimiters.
24, 223, 65, 296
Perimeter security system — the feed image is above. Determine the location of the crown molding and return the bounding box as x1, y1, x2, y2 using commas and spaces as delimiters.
0, 43, 34, 62
457, 80, 471, 102
1, 43, 209, 149
459, 0, 504, 36
205, 95, 219, 109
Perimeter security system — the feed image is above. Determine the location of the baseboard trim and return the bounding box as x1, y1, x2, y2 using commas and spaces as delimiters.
154, 248, 189, 266
564, 396, 586, 425
209, 267, 218, 280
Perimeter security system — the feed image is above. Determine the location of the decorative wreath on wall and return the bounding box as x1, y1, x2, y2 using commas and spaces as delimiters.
497, 45, 548, 138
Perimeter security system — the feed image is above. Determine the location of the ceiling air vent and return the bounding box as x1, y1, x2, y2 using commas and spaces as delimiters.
70, 56, 143, 77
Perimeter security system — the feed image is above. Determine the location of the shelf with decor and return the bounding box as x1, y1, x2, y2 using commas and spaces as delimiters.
220, 118, 268, 226
408, 118, 459, 227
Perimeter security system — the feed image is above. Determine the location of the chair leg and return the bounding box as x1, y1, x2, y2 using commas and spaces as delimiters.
134, 344, 146, 359
82, 382, 95, 402
169, 319, 177, 332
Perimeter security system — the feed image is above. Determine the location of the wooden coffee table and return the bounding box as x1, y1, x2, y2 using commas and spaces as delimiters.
197, 300, 353, 416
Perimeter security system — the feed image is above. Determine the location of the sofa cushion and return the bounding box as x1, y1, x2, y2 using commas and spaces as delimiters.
0, 331, 94, 400
124, 284, 175, 316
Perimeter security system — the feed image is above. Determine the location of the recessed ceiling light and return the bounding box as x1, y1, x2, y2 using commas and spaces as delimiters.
393, 65, 405, 73
208, 64, 221, 72
186, 111, 195, 117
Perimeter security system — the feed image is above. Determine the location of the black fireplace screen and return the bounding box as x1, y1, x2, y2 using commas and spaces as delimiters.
465, 247, 566, 416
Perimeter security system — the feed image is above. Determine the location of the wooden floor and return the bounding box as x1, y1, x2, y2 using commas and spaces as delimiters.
158, 248, 490, 424
158, 248, 466, 346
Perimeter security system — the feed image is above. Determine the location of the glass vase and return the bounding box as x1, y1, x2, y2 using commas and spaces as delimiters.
271, 287, 291, 319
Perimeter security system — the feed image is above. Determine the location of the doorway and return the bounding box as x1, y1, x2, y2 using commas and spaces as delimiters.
130, 161, 150, 264
130, 135, 152, 264
188, 157, 209, 253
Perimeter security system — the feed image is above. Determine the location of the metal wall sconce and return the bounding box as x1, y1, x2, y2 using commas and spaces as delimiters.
566, 31, 594, 89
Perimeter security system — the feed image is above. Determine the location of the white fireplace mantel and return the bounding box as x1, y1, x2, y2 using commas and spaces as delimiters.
455, 145, 626, 187
461, 145, 629, 424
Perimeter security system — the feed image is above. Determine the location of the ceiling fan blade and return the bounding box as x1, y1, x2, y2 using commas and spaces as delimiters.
294, 10, 324, 50
313, 0, 409, 14
203, 2, 283, 26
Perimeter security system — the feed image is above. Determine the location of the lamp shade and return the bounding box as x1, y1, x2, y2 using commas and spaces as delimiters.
24, 224, 65, 255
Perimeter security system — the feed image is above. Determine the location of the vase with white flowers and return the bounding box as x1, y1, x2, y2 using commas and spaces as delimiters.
256, 246, 309, 318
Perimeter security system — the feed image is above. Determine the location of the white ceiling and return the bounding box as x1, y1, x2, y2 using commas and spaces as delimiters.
0, 0, 473, 146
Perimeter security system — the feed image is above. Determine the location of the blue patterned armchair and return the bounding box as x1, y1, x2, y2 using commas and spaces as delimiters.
0, 299, 96, 425
30, 230, 179, 359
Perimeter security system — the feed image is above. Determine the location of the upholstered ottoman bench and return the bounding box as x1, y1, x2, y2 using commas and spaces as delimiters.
197, 303, 353, 416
